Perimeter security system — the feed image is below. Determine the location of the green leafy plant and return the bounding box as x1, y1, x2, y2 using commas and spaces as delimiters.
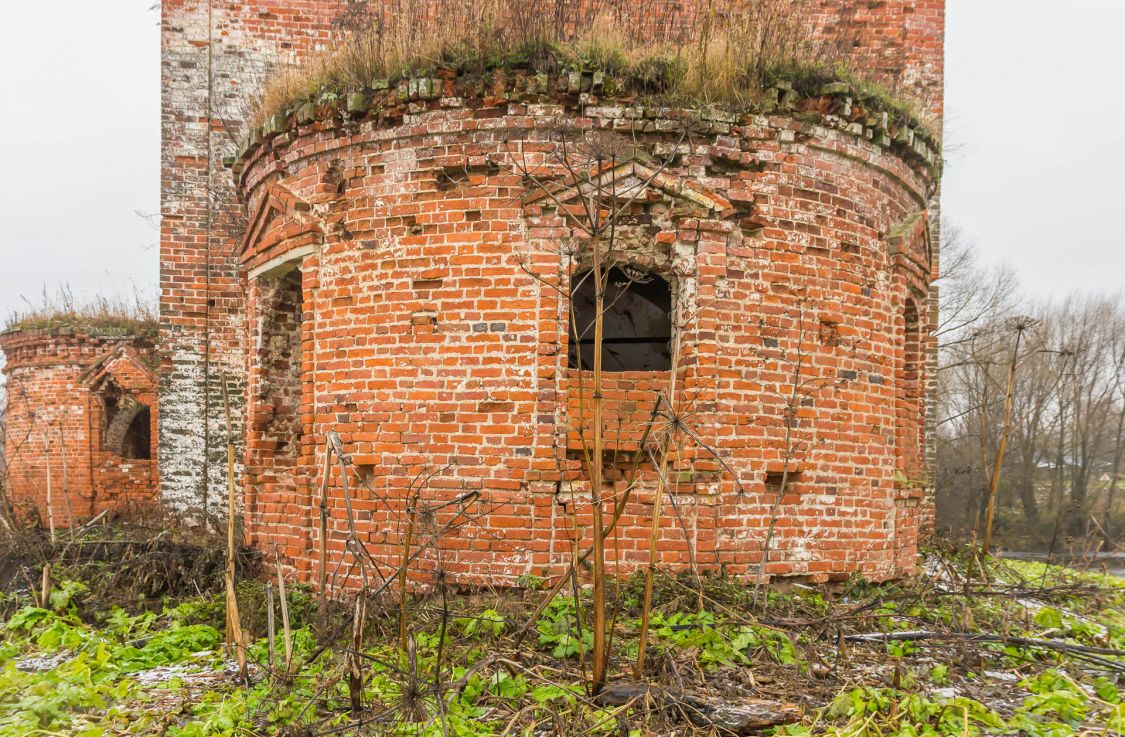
457, 609, 505, 639
536, 598, 592, 660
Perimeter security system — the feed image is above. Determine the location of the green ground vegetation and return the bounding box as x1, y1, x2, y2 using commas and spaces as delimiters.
0, 535, 1122, 736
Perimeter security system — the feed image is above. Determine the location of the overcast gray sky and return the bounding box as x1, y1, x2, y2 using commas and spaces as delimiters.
0, 0, 1121, 333
0, 2, 160, 325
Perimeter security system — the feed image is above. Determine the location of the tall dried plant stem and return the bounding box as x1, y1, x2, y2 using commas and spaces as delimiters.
275, 544, 294, 675
980, 326, 1026, 557
349, 593, 367, 712
634, 331, 682, 677
398, 489, 420, 653
44, 432, 56, 543
266, 582, 276, 669
40, 563, 51, 607
220, 374, 248, 681
511, 398, 664, 650
317, 442, 333, 623
589, 232, 608, 693
55, 426, 75, 535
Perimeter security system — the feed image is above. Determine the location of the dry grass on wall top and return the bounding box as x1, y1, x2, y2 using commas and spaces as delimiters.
2, 287, 158, 338
255, 0, 938, 143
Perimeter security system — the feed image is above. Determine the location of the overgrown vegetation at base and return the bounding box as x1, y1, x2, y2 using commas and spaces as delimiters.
1, 527, 1122, 736
255, 0, 936, 141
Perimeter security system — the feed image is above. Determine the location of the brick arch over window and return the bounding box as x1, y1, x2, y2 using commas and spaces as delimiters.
568, 266, 673, 372
896, 296, 924, 480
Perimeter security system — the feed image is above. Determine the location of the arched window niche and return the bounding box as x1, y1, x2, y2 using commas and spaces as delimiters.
104, 399, 152, 460
897, 296, 923, 477
568, 266, 673, 372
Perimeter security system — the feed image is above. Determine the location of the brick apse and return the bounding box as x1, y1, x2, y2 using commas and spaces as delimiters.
1, 327, 159, 525
161, 1, 944, 588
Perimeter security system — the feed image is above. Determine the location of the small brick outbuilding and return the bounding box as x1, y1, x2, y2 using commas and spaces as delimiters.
1, 325, 159, 526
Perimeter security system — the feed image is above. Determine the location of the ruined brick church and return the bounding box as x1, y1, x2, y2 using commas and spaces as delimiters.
3, 0, 943, 588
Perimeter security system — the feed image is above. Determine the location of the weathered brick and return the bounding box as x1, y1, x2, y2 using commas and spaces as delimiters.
158, 0, 945, 588
1, 328, 159, 524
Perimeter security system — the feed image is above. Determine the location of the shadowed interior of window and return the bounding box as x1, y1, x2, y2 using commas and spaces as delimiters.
568, 267, 672, 372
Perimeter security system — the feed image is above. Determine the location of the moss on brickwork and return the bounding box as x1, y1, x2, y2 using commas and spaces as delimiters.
237, 67, 941, 184
3, 313, 158, 339
252, 5, 940, 153
259, 57, 937, 146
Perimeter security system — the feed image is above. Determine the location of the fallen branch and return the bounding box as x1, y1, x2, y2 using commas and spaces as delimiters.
596, 682, 800, 735
845, 630, 1125, 672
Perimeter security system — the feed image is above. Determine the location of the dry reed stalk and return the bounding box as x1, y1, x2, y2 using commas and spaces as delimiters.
40, 563, 50, 608
317, 442, 333, 622
348, 593, 368, 712
44, 433, 55, 544
588, 213, 608, 692
266, 581, 276, 669
634, 330, 682, 677
275, 544, 294, 675
220, 374, 248, 681
398, 489, 421, 653
55, 426, 75, 535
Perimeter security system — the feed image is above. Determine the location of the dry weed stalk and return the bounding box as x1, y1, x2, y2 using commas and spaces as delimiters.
634, 330, 682, 677
317, 442, 332, 625
348, 593, 368, 712
43, 433, 56, 544
274, 545, 294, 675
266, 581, 276, 668
398, 487, 421, 653
220, 374, 248, 681
53, 425, 75, 536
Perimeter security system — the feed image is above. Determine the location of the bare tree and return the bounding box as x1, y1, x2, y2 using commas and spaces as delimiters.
935, 238, 1124, 550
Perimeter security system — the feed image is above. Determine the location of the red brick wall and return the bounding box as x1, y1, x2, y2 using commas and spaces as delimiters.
233, 71, 936, 587
162, 0, 944, 582
160, 0, 341, 519
0, 330, 159, 526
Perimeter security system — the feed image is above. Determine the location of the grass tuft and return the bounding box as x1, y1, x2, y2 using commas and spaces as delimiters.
254, 0, 937, 137
3, 285, 158, 337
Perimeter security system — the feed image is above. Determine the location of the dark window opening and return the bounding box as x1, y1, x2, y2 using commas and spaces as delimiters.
103, 394, 151, 460
122, 406, 152, 460
568, 267, 672, 371
898, 298, 923, 474
765, 470, 802, 493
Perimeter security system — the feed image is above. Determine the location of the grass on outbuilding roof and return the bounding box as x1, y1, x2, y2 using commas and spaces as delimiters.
3, 286, 157, 336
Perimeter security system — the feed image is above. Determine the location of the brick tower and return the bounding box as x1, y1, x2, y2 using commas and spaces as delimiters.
161, 0, 945, 586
